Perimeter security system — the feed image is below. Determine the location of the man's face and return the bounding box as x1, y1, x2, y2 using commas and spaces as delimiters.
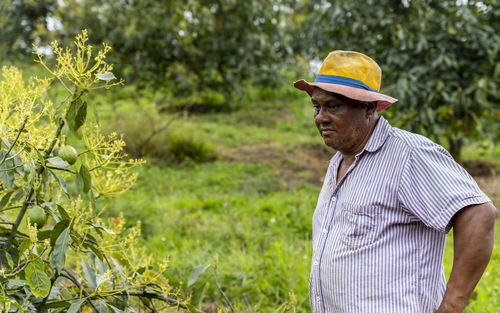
311, 88, 372, 153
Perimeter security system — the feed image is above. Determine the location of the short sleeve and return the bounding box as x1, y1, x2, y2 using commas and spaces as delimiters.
398, 143, 490, 233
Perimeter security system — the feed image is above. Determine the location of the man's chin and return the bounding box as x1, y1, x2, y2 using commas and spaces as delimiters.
323, 139, 340, 150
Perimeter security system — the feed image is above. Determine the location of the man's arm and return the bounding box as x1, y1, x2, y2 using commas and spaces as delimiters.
435, 202, 497, 313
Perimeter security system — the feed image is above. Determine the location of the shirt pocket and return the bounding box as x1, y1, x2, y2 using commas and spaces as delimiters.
340, 202, 381, 249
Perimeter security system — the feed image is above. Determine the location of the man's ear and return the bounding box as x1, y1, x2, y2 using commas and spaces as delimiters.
366, 102, 377, 117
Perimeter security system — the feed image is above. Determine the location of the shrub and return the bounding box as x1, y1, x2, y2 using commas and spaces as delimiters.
0, 31, 187, 312
167, 133, 217, 164
105, 106, 217, 164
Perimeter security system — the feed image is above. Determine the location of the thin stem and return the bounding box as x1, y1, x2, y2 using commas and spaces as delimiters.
213, 265, 235, 313
1, 205, 32, 213
0, 118, 27, 167
0, 164, 24, 172
127, 292, 188, 309
47, 166, 76, 174
61, 269, 100, 313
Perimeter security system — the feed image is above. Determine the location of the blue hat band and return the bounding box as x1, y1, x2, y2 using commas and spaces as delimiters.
314, 74, 378, 93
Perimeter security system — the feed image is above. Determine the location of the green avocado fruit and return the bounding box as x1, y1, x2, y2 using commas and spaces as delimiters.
28, 206, 47, 228
58, 145, 78, 165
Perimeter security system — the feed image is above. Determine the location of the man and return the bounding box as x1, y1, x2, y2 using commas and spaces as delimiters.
293, 50, 497, 313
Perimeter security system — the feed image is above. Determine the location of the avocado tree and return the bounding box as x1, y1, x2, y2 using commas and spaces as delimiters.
295, 0, 500, 162
0, 0, 56, 61
0, 31, 188, 312
39, 0, 294, 110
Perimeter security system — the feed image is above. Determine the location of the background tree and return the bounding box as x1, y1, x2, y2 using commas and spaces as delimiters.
295, 0, 500, 162
42, 0, 294, 110
0, 0, 56, 61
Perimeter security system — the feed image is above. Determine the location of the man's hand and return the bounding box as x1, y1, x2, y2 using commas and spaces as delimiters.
435, 202, 497, 313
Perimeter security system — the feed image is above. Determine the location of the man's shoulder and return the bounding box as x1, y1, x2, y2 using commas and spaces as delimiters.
389, 126, 442, 152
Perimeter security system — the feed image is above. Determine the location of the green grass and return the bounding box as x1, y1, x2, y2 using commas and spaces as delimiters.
444, 225, 500, 313
95, 91, 500, 312
102, 161, 317, 312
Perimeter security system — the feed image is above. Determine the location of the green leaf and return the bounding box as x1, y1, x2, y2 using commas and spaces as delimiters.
80, 165, 91, 193
0, 152, 15, 189
27, 269, 51, 298
57, 205, 70, 221
94, 300, 110, 313
13, 154, 23, 176
88, 244, 104, 261
50, 168, 68, 194
96, 72, 116, 81
38, 229, 52, 241
49, 227, 70, 273
108, 304, 125, 313
82, 258, 97, 289
185, 303, 201, 313
91, 223, 115, 235
110, 256, 126, 286
50, 220, 70, 247
0, 296, 24, 311
67, 299, 85, 313
76, 172, 84, 193
46, 156, 69, 168
66, 98, 87, 134
25, 256, 45, 279
18, 238, 31, 254
6, 279, 26, 289
188, 264, 211, 287
0, 191, 14, 210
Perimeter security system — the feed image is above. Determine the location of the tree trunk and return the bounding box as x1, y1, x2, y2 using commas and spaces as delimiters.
133, 52, 140, 106
448, 137, 463, 164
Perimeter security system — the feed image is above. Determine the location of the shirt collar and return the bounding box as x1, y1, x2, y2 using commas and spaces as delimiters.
329, 116, 392, 167
362, 116, 392, 153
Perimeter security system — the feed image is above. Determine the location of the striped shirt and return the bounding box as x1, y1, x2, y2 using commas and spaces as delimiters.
310, 116, 490, 313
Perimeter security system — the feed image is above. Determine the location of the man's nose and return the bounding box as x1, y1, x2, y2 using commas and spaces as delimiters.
315, 107, 330, 124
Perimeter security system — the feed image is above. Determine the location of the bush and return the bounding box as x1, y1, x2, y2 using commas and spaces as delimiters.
105, 107, 217, 164
0, 31, 185, 312
167, 133, 217, 164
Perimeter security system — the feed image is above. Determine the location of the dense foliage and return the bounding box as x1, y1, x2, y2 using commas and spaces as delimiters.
33, 0, 294, 110
296, 0, 500, 161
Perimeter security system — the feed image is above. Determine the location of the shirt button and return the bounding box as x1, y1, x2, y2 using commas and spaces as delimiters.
316, 296, 321, 301
313, 261, 318, 266
322, 228, 328, 234
331, 196, 336, 202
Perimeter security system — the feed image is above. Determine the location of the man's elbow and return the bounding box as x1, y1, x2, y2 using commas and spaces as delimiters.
453, 202, 497, 231
479, 202, 498, 227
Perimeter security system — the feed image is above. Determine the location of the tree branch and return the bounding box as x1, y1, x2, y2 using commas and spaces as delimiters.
0, 118, 65, 268
0, 118, 28, 167
47, 166, 76, 174
61, 269, 100, 313
213, 265, 235, 313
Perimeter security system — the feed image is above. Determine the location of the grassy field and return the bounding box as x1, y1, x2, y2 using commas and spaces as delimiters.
96, 91, 499, 312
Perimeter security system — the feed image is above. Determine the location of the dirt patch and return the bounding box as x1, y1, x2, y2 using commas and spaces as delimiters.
221, 142, 335, 187
463, 159, 497, 178
475, 176, 500, 215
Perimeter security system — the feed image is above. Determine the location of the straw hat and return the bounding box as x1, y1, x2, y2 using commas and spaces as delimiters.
294, 50, 397, 111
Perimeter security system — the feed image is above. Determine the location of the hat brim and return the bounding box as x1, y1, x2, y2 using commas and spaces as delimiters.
293, 79, 397, 112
